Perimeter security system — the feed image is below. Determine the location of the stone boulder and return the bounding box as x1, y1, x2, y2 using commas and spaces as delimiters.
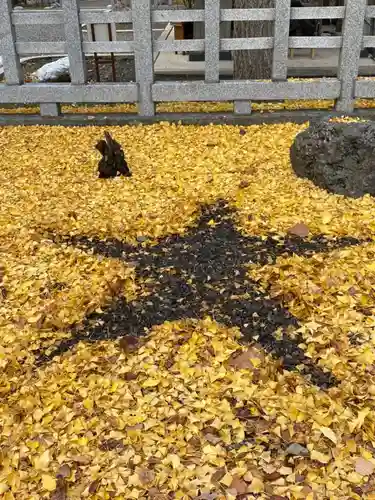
290, 120, 375, 198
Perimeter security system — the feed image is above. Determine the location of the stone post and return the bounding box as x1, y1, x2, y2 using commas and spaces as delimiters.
190, 0, 233, 61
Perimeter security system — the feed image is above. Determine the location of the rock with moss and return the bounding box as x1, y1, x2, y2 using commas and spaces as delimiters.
290, 119, 375, 198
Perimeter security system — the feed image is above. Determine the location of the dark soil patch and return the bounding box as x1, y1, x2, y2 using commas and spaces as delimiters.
35, 200, 364, 388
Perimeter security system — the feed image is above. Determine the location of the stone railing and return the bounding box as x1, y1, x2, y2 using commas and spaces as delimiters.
0, 0, 373, 120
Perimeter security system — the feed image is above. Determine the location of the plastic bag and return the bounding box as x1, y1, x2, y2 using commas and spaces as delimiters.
31, 57, 70, 82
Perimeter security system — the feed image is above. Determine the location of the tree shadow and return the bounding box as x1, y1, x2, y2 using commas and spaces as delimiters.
34, 201, 365, 388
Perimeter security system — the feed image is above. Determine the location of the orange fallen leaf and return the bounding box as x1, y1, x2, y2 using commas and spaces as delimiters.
230, 475, 248, 494
228, 345, 265, 370
108, 277, 126, 295
239, 180, 250, 189
119, 335, 139, 354
287, 222, 309, 238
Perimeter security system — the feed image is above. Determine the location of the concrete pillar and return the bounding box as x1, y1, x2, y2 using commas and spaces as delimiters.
191, 0, 233, 61
193, 0, 204, 40
193, 0, 232, 39
220, 0, 232, 39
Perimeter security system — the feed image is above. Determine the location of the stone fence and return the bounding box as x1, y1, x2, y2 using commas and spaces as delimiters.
0, 0, 374, 120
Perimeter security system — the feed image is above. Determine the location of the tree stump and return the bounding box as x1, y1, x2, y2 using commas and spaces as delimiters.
96, 132, 132, 179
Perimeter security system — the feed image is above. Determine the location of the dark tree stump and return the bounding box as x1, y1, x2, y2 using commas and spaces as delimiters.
96, 132, 131, 179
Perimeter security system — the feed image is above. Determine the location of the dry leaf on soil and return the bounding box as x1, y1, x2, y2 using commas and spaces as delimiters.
228, 346, 265, 370
287, 222, 309, 238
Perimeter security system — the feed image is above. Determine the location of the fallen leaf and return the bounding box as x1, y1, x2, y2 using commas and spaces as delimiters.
108, 278, 126, 294
196, 494, 218, 500
88, 479, 101, 494
248, 477, 264, 493
99, 438, 125, 451
204, 433, 222, 445
228, 346, 264, 370
239, 180, 250, 189
243, 471, 253, 482
225, 489, 237, 500
50, 477, 67, 500
34, 450, 51, 470
320, 426, 337, 444
67, 211, 77, 220
220, 473, 233, 487
235, 407, 253, 421
301, 486, 313, 495
0, 483, 8, 495
138, 468, 155, 485
322, 211, 332, 224
122, 371, 138, 381
287, 222, 309, 238
188, 436, 201, 448
211, 467, 226, 483
119, 335, 139, 354
148, 488, 168, 499
72, 455, 92, 465
264, 471, 282, 481
310, 450, 331, 464
56, 464, 71, 479
3, 108, 375, 499
355, 457, 375, 476
42, 474, 56, 492
126, 423, 144, 431
230, 475, 248, 494
349, 408, 370, 432
279, 466, 293, 475
167, 414, 187, 426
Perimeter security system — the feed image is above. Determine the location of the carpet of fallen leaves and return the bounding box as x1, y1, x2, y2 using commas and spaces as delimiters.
1, 121, 375, 499
1, 98, 375, 115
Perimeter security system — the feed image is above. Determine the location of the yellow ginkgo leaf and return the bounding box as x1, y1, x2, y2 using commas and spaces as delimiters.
34, 450, 51, 470
321, 212, 332, 224
311, 450, 331, 464
42, 474, 56, 492
320, 426, 337, 444
248, 477, 264, 493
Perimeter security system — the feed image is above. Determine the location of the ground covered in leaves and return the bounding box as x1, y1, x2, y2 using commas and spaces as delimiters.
1, 122, 375, 499
1, 98, 375, 115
